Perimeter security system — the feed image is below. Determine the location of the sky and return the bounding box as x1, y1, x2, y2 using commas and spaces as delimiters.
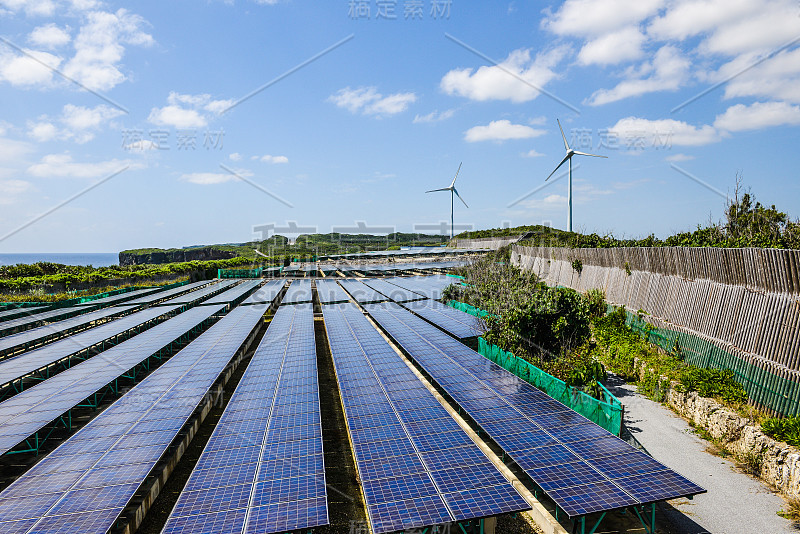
0, 0, 799, 253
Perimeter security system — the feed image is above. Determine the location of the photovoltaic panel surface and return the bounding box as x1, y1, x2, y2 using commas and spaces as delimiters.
201, 280, 262, 306
315, 279, 350, 304
338, 279, 387, 304
156, 280, 238, 305
162, 303, 327, 534
0, 306, 100, 338
360, 279, 426, 303
121, 281, 212, 306
401, 299, 486, 339
386, 275, 458, 300
69, 286, 165, 307
0, 305, 178, 390
0, 304, 268, 534
282, 280, 313, 304
322, 303, 528, 533
365, 303, 705, 518
0, 304, 139, 359
0, 305, 50, 323
242, 280, 285, 305
0, 305, 223, 456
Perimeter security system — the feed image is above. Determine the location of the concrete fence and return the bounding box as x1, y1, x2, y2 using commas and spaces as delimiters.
452, 236, 522, 250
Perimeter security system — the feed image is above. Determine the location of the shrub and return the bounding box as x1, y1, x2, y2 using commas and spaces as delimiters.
762, 416, 800, 447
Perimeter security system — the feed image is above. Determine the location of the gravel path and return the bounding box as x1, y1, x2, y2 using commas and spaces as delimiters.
607, 378, 796, 534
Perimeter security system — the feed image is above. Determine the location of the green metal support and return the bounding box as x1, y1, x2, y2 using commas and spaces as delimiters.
632, 503, 657, 534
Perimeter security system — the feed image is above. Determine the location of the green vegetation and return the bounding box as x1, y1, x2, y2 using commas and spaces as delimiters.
762, 416, 800, 447
456, 184, 800, 250
0, 257, 254, 299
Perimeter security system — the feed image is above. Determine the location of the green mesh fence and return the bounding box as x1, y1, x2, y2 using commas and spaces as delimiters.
218, 267, 263, 279
623, 309, 800, 417
478, 337, 623, 436
446, 300, 495, 319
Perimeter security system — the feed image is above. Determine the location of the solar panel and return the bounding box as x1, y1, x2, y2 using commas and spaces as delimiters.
68, 286, 166, 307
365, 302, 705, 518
401, 299, 486, 339
338, 279, 387, 304
0, 304, 50, 323
314, 279, 350, 304
201, 280, 262, 306
0, 304, 139, 359
162, 303, 327, 534
0, 305, 223, 457
0, 305, 179, 392
0, 304, 268, 534
242, 280, 285, 305
0, 306, 100, 338
322, 303, 528, 533
282, 280, 313, 304
121, 281, 212, 306
360, 279, 426, 303
384, 275, 457, 300
156, 280, 238, 305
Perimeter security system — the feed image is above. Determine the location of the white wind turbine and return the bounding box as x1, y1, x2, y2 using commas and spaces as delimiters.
546, 119, 607, 232
426, 162, 468, 240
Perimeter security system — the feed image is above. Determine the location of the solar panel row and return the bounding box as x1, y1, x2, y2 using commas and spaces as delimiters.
0, 305, 50, 323
120, 281, 212, 306
241, 280, 285, 305
360, 279, 426, 303
70, 286, 166, 308
0, 305, 177, 394
0, 304, 269, 534
201, 280, 263, 306
338, 279, 387, 304
282, 279, 313, 305
0, 306, 101, 339
365, 303, 705, 518
0, 305, 223, 457
323, 303, 528, 533
386, 275, 457, 300
0, 304, 139, 360
155, 281, 238, 306
401, 300, 486, 340
315, 279, 350, 304
162, 303, 327, 534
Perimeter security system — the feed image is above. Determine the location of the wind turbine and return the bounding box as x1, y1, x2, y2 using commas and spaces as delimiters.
546, 119, 607, 232
426, 162, 468, 240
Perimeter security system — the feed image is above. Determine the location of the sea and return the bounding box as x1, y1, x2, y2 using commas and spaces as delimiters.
0, 253, 119, 268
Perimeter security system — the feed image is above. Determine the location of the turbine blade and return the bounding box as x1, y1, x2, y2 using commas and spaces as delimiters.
426, 187, 450, 193
546, 154, 571, 181
557, 118, 569, 151
453, 187, 469, 208
573, 151, 607, 158
450, 162, 462, 187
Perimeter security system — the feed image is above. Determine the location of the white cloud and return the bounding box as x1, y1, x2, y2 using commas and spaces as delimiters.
28, 121, 58, 142
587, 46, 689, 105
713, 101, 800, 132
413, 109, 456, 124
259, 154, 289, 164
522, 149, 545, 158
328, 86, 416, 116
577, 27, 646, 66
148, 92, 234, 129
716, 48, 800, 104
665, 153, 695, 162
148, 106, 207, 129
124, 139, 158, 151
542, 0, 664, 37
440, 47, 568, 103
464, 120, 545, 143
229, 152, 242, 161
179, 172, 236, 185
0, 0, 56, 16
63, 8, 154, 92
28, 23, 71, 48
27, 153, 143, 178
608, 117, 720, 146
0, 179, 33, 205
0, 48, 62, 86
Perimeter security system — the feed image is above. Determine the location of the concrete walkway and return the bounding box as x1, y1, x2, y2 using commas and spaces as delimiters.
606, 378, 796, 534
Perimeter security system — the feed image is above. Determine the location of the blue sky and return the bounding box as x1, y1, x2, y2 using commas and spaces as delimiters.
0, 0, 799, 252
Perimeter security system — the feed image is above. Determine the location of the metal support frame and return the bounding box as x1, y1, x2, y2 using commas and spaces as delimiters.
632, 503, 657, 534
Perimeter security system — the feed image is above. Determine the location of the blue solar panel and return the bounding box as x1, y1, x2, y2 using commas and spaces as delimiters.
365, 302, 706, 518
401, 299, 487, 339
338, 279, 387, 304
322, 303, 528, 533
361, 279, 426, 303
160, 303, 327, 534
242, 280, 285, 305
202, 279, 262, 305
282, 279, 313, 304
0, 304, 267, 534
315, 279, 351, 304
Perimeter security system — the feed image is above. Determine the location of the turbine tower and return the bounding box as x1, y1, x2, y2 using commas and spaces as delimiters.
426, 162, 468, 240
546, 119, 607, 232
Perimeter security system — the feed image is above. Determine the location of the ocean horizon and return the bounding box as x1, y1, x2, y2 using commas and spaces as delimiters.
0, 253, 119, 268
